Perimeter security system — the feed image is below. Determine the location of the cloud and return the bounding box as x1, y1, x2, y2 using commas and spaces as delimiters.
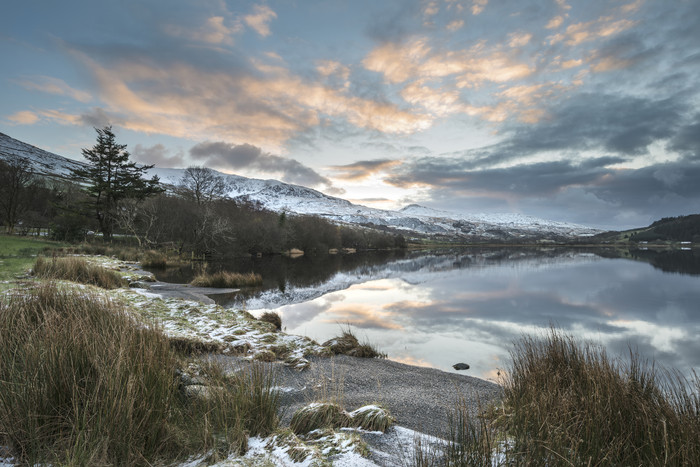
243, 5, 276, 37
65, 47, 431, 151
328, 159, 403, 181
164, 16, 242, 45
132, 143, 185, 167
471, 0, 488, 15
669, 114, 700, 160
13, 75, 91, 102
6, 110, 39, 125
189, 141, 333, 188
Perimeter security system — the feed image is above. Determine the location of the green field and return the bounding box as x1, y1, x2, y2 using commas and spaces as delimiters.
0, 235, 67, 282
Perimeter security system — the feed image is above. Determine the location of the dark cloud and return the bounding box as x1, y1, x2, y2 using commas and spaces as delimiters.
329, 158, 402, 181
669, 114, 700, 160
190, 141, 333, 188
132, 143, 185, 167
455, 92, 689, 170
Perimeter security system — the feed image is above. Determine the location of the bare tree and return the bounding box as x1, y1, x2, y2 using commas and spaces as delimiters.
178, 166, 229, 205
0, 157, 34, 234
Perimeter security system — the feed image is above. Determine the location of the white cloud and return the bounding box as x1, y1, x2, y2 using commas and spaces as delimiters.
244, 5, 277, 37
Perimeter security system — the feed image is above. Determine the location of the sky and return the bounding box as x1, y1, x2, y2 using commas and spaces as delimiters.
1, 0, 699, 229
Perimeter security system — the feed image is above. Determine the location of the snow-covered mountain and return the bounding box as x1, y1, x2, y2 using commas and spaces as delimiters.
1, 131, 601, 240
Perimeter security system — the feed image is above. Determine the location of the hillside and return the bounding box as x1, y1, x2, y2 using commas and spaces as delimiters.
1, 131, 601, 242
593, 215, 700, 244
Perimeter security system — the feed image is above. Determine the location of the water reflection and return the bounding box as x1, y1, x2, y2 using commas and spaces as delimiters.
146, 248, 700, 381
258, 249, 700, 381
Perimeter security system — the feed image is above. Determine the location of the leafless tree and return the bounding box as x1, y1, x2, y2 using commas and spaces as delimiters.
0, 157, 34, 234
178, 166, 229, 205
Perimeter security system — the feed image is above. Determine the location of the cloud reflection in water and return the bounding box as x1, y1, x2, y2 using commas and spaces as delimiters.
255, 250, 700, 381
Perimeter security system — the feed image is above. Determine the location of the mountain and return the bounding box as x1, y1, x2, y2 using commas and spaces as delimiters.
1, 131, 601, 241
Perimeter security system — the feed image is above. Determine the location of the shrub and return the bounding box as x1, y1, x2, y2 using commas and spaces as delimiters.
260, 311, 282, 331
33, 255, 126, 289
190, 270, 263, 288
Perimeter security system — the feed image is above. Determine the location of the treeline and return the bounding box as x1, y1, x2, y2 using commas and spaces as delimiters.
0, 160, 406, 257
630, 214, 700, 243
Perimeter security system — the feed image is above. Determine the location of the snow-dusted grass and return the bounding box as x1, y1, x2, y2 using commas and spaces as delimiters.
0, 281, 281, 466
33, 255, 127, 289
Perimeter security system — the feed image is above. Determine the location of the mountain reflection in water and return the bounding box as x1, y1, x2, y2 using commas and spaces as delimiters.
147, 248, 700, 381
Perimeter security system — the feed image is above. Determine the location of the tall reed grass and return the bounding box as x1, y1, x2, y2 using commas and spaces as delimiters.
191, 270, 263, 288
33, 255, 126, 288
0, 283, 279, 465
500, 328, 700, 465
413, 328, 700, 466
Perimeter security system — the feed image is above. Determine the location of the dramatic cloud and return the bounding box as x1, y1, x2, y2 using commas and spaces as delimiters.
190, 141, 333, 188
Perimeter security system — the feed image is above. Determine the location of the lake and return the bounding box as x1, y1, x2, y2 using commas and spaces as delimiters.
149, 247, 700, 382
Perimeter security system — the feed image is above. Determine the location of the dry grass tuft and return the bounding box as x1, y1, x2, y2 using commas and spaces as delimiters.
322, 328, 386, 359
290, 402, 352, 435
33, 255, 126, 289
349, 405, 395, 432
259, 311, 282, 331
191, 270, 263, 288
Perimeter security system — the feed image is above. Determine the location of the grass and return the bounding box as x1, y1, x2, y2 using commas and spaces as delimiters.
0, 234, 66, 282
322, 327, 386, 358
414, 328, 700, 466
499, 328, 700, 466
259, 311, 282, 331
0, 282, 279, 465
191, 270, 263, 288
290, 402, 395, 435
33, 255, 127, 289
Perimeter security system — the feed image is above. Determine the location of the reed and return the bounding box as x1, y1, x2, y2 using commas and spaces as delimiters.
191, 270, 263, 288
33, 255, 126, 289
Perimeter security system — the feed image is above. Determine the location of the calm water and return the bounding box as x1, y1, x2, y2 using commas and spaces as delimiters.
149, 247, 700, 382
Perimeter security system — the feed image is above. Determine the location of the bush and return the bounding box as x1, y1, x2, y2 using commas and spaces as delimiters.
33, 255, 126, 289
191, 270, 263, 288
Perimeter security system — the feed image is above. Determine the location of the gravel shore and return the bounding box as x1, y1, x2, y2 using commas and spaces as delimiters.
217, 354, 502, 439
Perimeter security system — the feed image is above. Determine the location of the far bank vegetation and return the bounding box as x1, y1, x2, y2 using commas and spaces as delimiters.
0, 136, 407, 257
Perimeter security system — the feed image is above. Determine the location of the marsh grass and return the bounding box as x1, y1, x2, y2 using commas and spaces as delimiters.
0, 283, 279, 465
499, 328, 700, 466
349, 405, 395, 432
191, 270, 263, 288
33, 255, 127, 289
322, 327, 386, 358
415, 328, 700, 466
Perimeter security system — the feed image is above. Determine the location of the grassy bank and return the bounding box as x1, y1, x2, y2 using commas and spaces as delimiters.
191, 270, 263, 288
0, 235, 66, 282
0, 282, 279, 465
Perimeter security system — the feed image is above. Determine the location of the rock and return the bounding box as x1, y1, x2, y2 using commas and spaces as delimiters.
452, 363, 470, 370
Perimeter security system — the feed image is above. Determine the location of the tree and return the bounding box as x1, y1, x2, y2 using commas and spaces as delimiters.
178, 166, 229, 205
0, 157, 35, 234
71, 126, 163, 241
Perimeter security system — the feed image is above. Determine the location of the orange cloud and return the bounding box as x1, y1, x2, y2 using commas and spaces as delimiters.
14, 76, 91, 102
244, 5, 277, 37
66, 49, 432, 151
164, 16, 242, 45
7, 110, 39, 125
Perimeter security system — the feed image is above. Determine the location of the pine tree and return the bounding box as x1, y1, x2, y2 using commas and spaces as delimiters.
71, 126, 163, 241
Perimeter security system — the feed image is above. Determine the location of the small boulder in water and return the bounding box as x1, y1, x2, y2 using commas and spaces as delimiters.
452, 363, 470, 370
